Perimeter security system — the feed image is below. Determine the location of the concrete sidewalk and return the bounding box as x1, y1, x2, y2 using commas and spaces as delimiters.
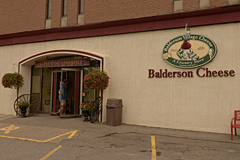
0, 114, 16, 121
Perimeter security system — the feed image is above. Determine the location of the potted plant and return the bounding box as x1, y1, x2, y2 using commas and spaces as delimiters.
17, 101, 31, 118
1, 72, 24, 89
82, 69, 110, 91
80, 101, 95, 122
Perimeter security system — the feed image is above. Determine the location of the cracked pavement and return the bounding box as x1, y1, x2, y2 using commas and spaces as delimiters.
0, 114, 240, 160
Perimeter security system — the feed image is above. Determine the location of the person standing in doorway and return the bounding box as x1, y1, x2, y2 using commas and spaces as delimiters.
57, 79, 69, 116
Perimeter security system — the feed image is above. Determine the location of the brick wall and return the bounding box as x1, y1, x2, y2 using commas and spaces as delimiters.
0, 0, 46, 35
211, 0, 228, 7
0, 0, 236, 35
184, 0, 200, 11
84, 0, 233, 24
67, 0, 78, 26
84, 0, 174, 24
51, 0, 62, 28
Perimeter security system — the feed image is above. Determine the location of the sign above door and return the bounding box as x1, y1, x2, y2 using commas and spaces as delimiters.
35, 58, 90, 68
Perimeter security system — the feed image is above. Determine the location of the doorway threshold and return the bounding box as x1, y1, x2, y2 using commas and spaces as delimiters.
60, 114, 81, 118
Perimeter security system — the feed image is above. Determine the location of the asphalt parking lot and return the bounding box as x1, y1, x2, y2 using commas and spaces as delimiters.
0, 114, 240, 160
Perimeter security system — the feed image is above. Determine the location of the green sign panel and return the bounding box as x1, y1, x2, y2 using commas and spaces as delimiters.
163, 34, 217, 68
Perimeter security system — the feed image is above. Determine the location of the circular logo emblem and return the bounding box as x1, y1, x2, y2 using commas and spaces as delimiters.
163, 35, 217, 68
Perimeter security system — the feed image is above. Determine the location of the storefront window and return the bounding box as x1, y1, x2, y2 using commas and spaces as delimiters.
31, 67, 41, 112
82, 68, 100, 103
41, 68, 52, 113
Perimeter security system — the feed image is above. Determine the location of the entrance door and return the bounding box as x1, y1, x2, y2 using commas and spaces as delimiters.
51, 68, 83, 117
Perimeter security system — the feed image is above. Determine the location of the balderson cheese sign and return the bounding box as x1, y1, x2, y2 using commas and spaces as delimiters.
162, 33, 217, 68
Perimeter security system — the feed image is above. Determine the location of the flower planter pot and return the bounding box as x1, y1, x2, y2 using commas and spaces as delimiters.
20, 106, 28, 118
82, 111, 90, 122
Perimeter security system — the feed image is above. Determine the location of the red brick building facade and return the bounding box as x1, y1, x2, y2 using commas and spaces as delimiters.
0, 0, 46, 35
0, 0, 237, 35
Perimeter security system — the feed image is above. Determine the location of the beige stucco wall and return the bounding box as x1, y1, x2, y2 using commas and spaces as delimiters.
0, 22, 239, 134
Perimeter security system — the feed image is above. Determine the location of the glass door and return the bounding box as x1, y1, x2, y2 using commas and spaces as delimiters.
51, 68, 82, 117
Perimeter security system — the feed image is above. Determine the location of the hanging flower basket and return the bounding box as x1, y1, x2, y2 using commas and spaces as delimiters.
1, 72, 24, 89
83, 69, 110, 91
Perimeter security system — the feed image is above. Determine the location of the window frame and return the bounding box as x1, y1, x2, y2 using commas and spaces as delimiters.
47, 0, 52, 19
79, 0, 84, 15
62, 0, 68, 17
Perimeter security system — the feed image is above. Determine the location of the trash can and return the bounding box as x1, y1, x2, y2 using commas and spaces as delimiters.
106, 98, 123, 126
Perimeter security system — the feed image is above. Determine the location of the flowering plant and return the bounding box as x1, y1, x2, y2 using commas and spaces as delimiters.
80, 101, 95, 112
83, 69, 110, 91
2, 72, 24, 89
17, 101, 31, 108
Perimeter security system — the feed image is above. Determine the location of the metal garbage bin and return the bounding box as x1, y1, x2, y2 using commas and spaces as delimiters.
106, 98, 123, 126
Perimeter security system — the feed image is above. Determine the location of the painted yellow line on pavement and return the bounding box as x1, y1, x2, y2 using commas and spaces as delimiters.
40, 130, 77, 160
68, 130, 78, 139
43, 130, 78, 142
0, 130, 78, 143
40, 145, 62, 160
0, 135, 45, 143
0, 125, 20, 134
151, 136, 156, 160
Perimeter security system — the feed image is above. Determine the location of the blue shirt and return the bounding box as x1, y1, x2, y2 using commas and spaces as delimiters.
59, 84, 67, 100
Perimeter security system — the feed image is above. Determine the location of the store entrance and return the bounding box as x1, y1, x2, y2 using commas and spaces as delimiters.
51, 68, 82, 117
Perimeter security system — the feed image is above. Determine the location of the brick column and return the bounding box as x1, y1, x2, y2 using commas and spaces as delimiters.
183, 0, 200, 11
51, 0, 62, 28
68, 0, 78, 26
211, 0, 228, 7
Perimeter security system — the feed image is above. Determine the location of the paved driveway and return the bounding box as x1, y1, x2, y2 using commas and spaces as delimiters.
0, 114, 239, 160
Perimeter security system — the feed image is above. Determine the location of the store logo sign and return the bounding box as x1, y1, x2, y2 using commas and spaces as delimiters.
163, 33, 217, 68
35, 58, 90, 68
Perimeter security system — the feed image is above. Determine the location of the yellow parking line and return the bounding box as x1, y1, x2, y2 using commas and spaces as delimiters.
40, 130, 77, 160
0, 135, 45, 143
40, 145, 62, 160
43, 130, 78, 142
67, 130, 78, 139
151, 136, 156, 160
0, 130, 78, 143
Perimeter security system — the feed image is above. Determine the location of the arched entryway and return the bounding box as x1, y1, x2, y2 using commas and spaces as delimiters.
17, 50, 104, 120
